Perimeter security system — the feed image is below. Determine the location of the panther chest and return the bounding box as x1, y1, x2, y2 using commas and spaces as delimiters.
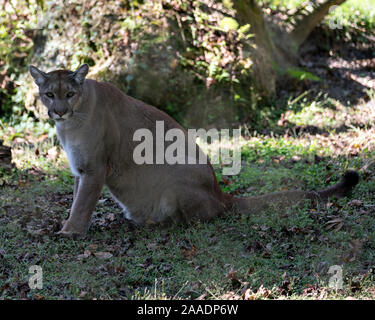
63, 142, 86, 176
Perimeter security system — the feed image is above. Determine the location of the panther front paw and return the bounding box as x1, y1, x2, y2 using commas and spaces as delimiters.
56, 220, 87, 239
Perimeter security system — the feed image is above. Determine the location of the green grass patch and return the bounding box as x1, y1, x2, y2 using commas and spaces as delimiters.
1, 135, 374, 299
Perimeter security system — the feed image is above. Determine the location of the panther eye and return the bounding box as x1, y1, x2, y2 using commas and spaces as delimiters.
66, 91, 75, 98
45, 92, 54, 98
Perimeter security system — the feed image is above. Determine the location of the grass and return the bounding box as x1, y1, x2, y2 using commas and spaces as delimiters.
1, 89, 375, 300
1, 0, 375, 299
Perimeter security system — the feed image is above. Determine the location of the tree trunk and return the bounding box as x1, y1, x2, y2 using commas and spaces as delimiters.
233, 0, 347, 99
290, 0, 347, 47
0, 140, 12, 170
233, 0, 277, 99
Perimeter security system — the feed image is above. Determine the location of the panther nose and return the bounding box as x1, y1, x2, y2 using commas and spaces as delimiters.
55, 109, 67, 117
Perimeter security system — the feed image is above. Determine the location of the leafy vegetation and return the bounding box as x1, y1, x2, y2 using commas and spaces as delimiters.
1, 0, 258, 127
1, 0, 375, 300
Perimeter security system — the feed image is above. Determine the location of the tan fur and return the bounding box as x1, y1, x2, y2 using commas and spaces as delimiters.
29, 64, 359, 236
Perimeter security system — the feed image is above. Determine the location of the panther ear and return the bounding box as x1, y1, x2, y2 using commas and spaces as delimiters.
29, 65, 48, 86
71, 64, 89, 85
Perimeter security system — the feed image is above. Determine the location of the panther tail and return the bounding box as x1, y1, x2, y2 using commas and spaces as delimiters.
231, 170, 359, 214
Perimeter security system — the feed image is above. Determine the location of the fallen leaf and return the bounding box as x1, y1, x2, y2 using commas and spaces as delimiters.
221, 176, 232, 185
27, 228, 48, 236
257, 285, 273, 298
350, 280, 361, 293
247, 268, 254, 275
348, 199, 363, 207
37, 134, 48, 143
47, 146, 59, 161
226, 268, 238, 281
181, 245, 198, 259
18, 180, 26, 188
342, 238, 362, 262
89, 244, 98, 251
77, 250, 91, 260
195, 293, 207, 300
17, 282, 30, 299
1, 283, 10, 293
226, 268, 242, 288
115, 266, 126, 273
325, 218, 344, 232
93, 251, 113, 259
242, 288, 255, 300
